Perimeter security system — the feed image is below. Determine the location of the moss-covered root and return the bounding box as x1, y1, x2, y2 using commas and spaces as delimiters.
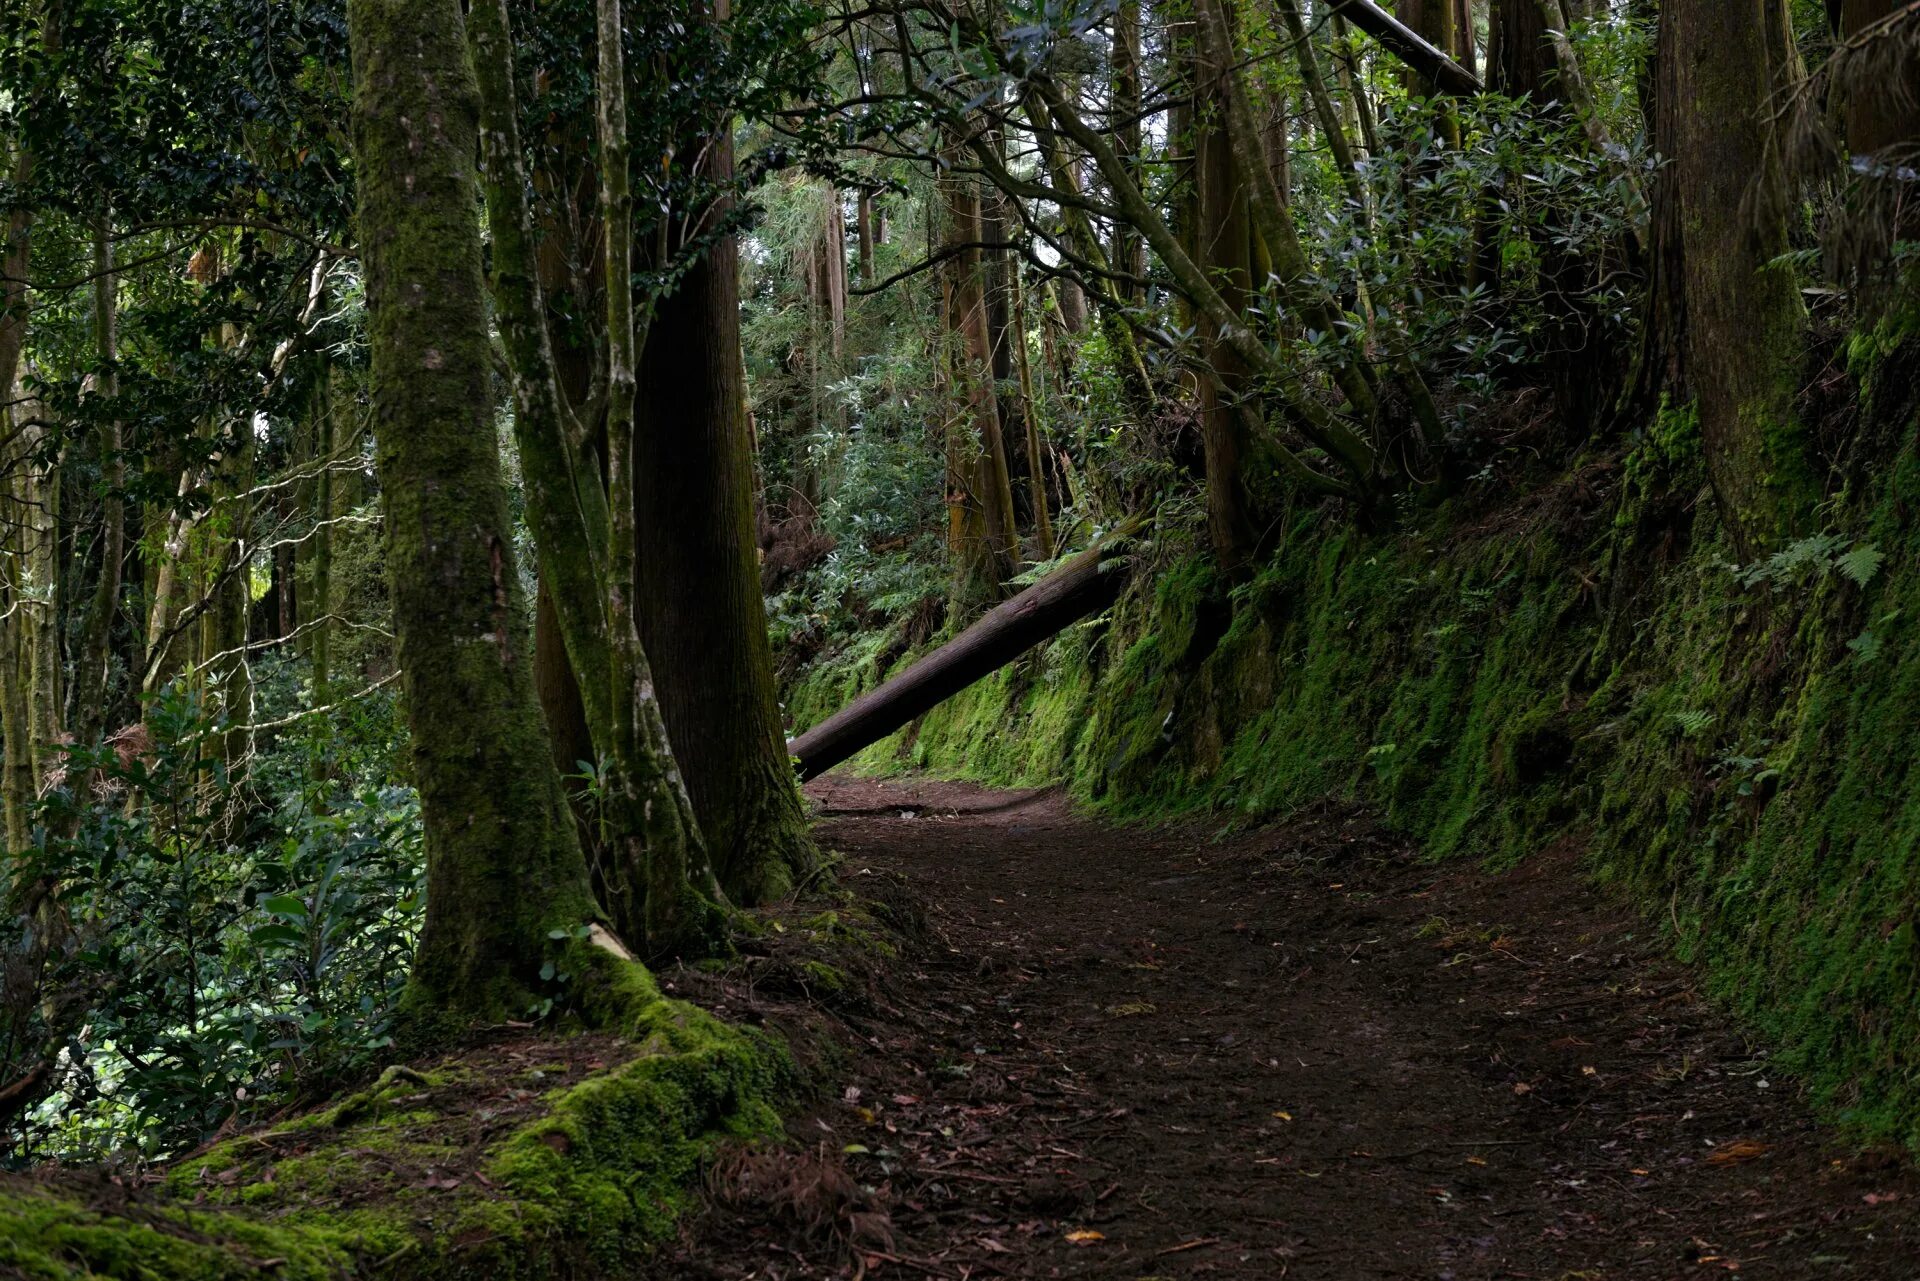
0, 971, 785, 1280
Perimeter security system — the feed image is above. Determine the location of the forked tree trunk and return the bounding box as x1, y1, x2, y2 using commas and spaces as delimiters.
348, 0, 604, 1025
601, 0, 729, 951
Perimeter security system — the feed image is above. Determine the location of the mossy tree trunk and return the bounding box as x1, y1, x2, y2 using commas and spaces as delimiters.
347, 0, 605, 1024
1666, 0, 1816, 557
464, 0, 725, 955
596, 0, 731, 947
630, 49, 819, 907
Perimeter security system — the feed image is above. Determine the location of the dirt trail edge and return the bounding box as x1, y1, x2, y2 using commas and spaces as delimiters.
649, 776, 1920, 1280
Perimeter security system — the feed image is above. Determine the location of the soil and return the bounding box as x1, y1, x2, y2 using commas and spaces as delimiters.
648, 774, 1920, 1280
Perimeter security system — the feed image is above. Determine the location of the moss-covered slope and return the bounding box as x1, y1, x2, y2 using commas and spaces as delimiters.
2, 971, 784, 1280
787, 331, 1920, 1149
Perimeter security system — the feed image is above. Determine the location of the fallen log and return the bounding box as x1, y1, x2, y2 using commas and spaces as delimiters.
1329, 0, 1483, 97
787, 525, 1140, 781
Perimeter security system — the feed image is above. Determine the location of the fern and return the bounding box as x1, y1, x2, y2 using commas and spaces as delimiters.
1736, 533, 1884, 591
1836, 542, 1885, 588
1671, 709, 1715, 737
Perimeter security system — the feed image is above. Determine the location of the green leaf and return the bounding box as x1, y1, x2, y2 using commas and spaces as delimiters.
1836, 543, 1885, 588
1848, 630, 1883, 662
261, 894, 309, 920
249, 924, 304, 948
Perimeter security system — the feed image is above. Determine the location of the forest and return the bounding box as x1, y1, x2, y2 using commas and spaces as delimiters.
2, 0, 1920, 1275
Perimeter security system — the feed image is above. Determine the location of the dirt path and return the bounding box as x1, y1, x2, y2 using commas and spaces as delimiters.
653, 776, 1920, 1279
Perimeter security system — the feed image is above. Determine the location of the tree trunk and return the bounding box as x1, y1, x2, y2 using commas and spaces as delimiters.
466, 0, 721, 954
1112, 0, 1147, 301
1330, 0, 1479, 96
599, 0, 729, 951
20, 387, 61, 785
940, 142, 1022, 608
630, 43, 818, 909
1191, 0, 1258, 571
1, 605, 29, 857
1839, 0, 1920, 156
787, 528, 1137, 780
856, 189, 876, 284
1488, 0, 1554, 96
310, 366, 338, 703
1011, 262, 1055, 560
68, 218, 124, 749
347, 0, 605, 1025
1667, 0, 1815, 557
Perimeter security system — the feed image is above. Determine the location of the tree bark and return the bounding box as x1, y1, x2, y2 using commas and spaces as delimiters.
1838, 0, 1920, 157
856, 188, 876, 284
630, 11, 818, 908
1489, 0, 1554, 97
599, 0, 729, 950
466, 0, 721, 954
787, 528, 1137, 780
1111, 0, 1147, 302
347, 0, 605, 1024
1191, 0, 1258, 571
67, 220, 122, 749
940, 141, 1022, 607
1667, 0, 1816, 557
1011, 262, 1055, 561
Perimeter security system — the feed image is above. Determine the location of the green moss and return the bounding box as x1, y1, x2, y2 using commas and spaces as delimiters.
6, 964, 786, 1278
797, 960, 847, 992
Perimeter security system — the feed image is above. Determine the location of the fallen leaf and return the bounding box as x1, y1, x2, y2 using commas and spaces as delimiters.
1065, 1230, 1105, 1245
1464, 1156, 1487, 1166
1705, 1140, 1770, 1167
1581, 1066, 1598, 1076
1512, 1082, 1533, 1096
1864, 1191, 1901, 1206
1106, 1001, 1156, 1017
1271, 1110, 1293, 1121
